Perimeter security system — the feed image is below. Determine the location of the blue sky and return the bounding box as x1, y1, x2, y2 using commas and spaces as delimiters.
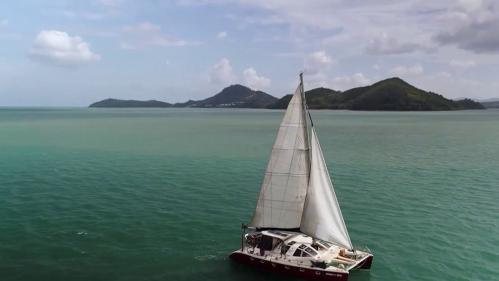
1, 0, 499, 106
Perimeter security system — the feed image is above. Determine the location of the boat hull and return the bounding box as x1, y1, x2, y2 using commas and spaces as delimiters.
230, 251, 350, 281
357, 254, 373, 269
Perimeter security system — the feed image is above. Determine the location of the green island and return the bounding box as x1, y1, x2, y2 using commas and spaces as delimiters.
89, 77, 485, 111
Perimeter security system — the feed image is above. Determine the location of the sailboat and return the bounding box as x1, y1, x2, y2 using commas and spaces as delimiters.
230, 74, 373, 281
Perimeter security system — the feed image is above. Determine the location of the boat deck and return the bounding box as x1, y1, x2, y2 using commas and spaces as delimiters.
239, 230, 372, 273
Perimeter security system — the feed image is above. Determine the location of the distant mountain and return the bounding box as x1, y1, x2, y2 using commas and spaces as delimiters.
454, 99, 486, 110
479, 98, 499, 103
268, 78, 484, 111
172, 99, 197, 108
480, 101, 499, 108
89, 98, 171, 108
88, 85, 277, 109
176, 84, 278, 108
88, 78, 484, 111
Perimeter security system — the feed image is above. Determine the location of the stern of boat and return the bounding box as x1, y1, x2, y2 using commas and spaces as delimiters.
229, 249, 245, 263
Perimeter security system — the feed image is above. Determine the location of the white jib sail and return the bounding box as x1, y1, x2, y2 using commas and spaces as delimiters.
300, 128, 353, 250
250, 84, 310, 229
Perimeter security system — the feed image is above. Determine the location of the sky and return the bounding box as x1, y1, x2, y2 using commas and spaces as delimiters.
1, 0, 499, 106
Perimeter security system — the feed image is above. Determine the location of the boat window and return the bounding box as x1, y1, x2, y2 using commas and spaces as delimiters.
260, 235, 274, 250
304, 247, 318, 256
293, 249, 303, 257
269, 231, 290, 238
311, 242, 326, 251
301, 251, 311, 257
298, 244, 307, 250
319, 241, 332, 248
281, 245, 290, 254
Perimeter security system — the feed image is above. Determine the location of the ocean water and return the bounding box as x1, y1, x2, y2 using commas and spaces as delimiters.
0, 108, 498, 281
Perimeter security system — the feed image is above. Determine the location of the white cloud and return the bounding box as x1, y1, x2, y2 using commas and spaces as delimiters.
29, 30, 100, 66
218, 1, 439, 55
458, 0, 483, 12
243, 67, 271, 89
434, 0, 499, 53
121, 22, 200, 49
217, 31, 227, 39
304, 50, 334, 75
208, 58, 237, 84
196, 0, 499, 56
331, 73, 371, 90
389, 64, 424, 76
302, 50, 336, 88
305, 72, 328, 89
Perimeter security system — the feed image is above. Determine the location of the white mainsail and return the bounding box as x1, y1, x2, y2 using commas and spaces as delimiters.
300, 127, 353, 250
249, 83, 310, 229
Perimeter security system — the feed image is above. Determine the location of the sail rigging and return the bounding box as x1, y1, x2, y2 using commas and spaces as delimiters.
250, 82, 310, 229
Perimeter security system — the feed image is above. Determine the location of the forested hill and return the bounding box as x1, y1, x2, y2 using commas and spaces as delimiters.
268, 78, 484, 110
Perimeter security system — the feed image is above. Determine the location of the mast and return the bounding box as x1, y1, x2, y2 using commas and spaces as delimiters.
300, 72, 304, 94
300, 72, 314, 128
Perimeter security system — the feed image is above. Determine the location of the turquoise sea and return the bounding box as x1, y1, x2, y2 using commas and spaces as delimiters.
0, 108, 498, 281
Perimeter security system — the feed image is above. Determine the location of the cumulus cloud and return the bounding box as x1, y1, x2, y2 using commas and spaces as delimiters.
243, 67, 271, 89
366, 32, 432, 55
208, 58, 237, 84
29, 30, 100, 66
194, 0, 499, 56
330, 73, 370, 90
217, 31, 227, 39
434, 0, 499, 53
389, 64, 424, 76
121, 22, 200, 49
304, 51, 334, 75
302, 51, 336, 88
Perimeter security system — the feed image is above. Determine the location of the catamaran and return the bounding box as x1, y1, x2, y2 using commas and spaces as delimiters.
230, 74, 373, 281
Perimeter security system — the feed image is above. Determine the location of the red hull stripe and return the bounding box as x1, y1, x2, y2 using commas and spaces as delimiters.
230, 252, 350, 281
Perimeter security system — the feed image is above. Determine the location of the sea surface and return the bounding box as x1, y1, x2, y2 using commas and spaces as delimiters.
0, 108, 498, 281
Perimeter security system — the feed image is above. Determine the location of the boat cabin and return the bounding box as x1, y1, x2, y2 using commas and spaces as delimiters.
245, 230, 341, 259
245, 230, 290, 254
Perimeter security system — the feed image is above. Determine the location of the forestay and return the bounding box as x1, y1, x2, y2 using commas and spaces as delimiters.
300, 128, 353, 250
250, 84, 310, 229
